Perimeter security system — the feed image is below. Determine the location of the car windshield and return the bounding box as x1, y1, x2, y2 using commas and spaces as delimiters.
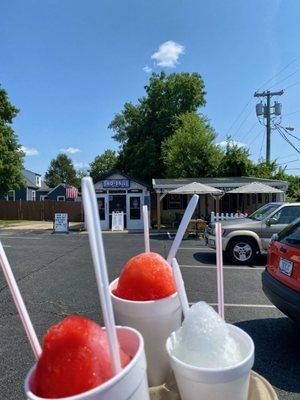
248, 203, 279, 221
277, 218, 300, 248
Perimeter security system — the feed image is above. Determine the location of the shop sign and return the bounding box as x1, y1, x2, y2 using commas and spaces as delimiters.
53, 213, 69, 233
103, 179, 130, 188
112, 211, 124, 231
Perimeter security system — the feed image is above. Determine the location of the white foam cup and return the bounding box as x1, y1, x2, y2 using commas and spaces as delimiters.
166, 324, 255, 400
110, 278, 182, 386
25, 326, 150, 400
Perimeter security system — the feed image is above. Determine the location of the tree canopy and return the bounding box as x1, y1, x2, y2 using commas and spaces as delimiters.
44, 154, 79, 188
218, 139, 253, 177
90, 149, 117, 180
109, 72, 206, 182
162, 112, 222, 178
0, 86, 24, 196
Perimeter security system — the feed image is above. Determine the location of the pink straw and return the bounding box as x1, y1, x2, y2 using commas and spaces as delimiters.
215, 222, 225, 319
0, 241, 41, 360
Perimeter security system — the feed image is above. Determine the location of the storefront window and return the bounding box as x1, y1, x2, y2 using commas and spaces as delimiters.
130, 196, 140, 219
98, 198, 105, 220
168, 194, 182, 209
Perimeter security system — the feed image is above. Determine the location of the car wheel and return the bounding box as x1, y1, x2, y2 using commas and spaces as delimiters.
227, 237, 258, 265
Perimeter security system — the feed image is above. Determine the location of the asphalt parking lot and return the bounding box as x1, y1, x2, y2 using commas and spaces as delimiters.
0, 229, 299, 399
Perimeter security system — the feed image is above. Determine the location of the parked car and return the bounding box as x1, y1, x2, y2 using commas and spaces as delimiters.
262, 218, 300, 321
205, 202, 300, 265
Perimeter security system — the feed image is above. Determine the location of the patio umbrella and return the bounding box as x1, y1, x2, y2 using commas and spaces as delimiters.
226, 182, 283, 194
170, 182, 223, 215
169, 181, 223, 195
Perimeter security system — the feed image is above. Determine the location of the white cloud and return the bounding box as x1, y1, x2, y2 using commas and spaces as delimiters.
218, 140, 245, 149
74, 162, 89, 169
143, 65, 152, 74
151, 41, 185, 68
60, 147, 81, 154
21, 146, 39, 156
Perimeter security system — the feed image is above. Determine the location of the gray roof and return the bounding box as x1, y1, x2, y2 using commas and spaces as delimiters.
152, 176, 289, 192
227, 182, 284, 194
170, 182, 222, 195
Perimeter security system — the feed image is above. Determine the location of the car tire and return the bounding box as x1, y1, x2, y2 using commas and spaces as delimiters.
227, 237, 259, 265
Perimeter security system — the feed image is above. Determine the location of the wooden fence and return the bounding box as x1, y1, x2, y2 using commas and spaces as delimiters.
0, 200, 84, 222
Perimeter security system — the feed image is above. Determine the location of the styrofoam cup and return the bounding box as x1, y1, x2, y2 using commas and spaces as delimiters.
25, 326, 150, 400
166, 324, 255, 400
110, 278, 182, 386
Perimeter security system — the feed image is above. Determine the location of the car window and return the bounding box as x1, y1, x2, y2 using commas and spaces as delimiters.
272, 206, 300, 225
278, 218, 300, 248
249, 203, 280, 221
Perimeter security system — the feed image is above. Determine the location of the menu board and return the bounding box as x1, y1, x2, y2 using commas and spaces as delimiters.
53, 213, 69, 233
112, 212, 124, 231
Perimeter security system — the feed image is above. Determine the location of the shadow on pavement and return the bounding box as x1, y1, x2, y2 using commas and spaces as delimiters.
236, 318, 300, 394
193, 251, 267, 267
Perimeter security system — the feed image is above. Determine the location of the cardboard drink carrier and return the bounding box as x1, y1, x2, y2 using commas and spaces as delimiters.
149, 371, 278, 400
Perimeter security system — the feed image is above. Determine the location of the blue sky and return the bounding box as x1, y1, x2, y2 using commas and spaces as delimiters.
1, 0, 300, 176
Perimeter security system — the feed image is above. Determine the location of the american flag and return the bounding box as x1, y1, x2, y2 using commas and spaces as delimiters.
66, 186, 78, 199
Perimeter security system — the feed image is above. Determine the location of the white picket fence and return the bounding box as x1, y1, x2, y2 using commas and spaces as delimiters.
210, 212, 248, 222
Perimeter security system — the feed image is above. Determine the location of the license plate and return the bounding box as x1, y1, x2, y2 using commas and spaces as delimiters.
279, 258, 293, 276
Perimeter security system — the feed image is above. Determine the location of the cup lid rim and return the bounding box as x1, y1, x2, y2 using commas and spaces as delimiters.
109, 277, 178, 304
25, 326, 144, 400
166, 324, 255, 374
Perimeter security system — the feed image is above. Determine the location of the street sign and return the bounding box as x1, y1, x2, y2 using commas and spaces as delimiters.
53, 213, 69, 233
112, 212, 124, 231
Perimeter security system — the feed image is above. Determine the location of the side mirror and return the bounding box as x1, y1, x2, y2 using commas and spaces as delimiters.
266, 217, 278, 226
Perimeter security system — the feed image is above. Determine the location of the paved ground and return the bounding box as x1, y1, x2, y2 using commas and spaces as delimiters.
0, 229, 299, 399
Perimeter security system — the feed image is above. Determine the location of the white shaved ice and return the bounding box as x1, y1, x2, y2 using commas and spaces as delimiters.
171, 302, 243, 368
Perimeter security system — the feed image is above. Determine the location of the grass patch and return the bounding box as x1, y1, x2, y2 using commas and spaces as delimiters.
0, 220, 31, 226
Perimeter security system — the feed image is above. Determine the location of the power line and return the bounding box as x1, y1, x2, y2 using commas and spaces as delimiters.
282, 110, 300, 117
224, 98, 254, 138
284, 81, 300, 91
278, 158, 300, 166
256, 55, 300, 91
269, 67, 300, 90
275, 125, 300, 155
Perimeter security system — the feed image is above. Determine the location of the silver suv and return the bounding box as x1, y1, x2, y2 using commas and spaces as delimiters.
205, 202, 300, 264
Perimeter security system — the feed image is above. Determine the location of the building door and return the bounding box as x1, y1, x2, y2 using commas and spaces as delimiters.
109, 194, 127, 229
127, 194, 143, 230
97, 195, 109, 230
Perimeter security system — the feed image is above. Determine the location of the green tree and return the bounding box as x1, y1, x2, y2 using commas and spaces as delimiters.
0, 86, 24, 196
219, 139, 253, 177
45, 154, 79, 188
90, 149, 118, 179
109, 72, 206, 182
162, 112, 222, 178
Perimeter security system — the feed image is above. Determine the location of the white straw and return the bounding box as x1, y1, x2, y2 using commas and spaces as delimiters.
215, 222, 225, 319
167, 194, 199, 265
82, 177, 122, 374
0, 241, 41, 360
172, 258, 190, 319
143, 205, 150, 253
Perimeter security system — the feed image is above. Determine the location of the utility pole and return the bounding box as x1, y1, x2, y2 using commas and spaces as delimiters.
254, 90, 284, 163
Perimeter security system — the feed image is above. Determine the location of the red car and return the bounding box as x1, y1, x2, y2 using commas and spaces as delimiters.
262, 217, 300, 321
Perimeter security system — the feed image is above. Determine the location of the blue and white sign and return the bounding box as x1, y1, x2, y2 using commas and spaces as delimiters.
103, 179, 130, 188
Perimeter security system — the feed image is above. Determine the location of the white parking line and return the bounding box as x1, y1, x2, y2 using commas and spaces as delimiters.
0, 236, 43, 240
180, 264, 265, 270
179, 247, 214, 251
190, 302, 276, 308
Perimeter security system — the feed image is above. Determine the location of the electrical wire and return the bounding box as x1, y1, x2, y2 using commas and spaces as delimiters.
284, 81, 300, 91
275, 125, 300, 155
224, 97, 254, 138
268, 67, 300, 90
256, 55, 300, 91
